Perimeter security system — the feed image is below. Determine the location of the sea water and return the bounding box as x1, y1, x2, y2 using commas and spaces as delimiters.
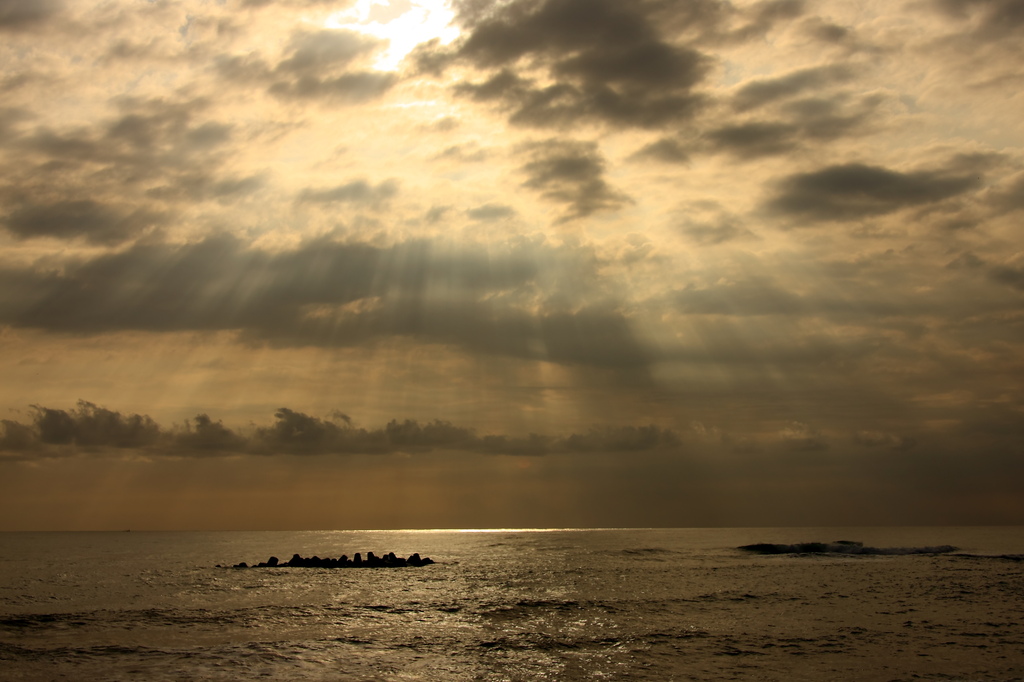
1, 528, 1022, 681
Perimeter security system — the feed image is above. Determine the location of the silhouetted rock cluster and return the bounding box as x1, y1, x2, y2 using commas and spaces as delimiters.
228, 551, 435, 569
738, 541, 958, 555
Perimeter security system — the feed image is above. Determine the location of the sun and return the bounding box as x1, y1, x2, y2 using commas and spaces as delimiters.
325, 0, 460, 71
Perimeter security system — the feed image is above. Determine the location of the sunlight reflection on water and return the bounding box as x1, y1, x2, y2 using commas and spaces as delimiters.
1, 528, 1023, 680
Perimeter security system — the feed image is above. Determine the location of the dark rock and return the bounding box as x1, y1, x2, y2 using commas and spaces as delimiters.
229, 551, 437, 569
739, 541, 958, 556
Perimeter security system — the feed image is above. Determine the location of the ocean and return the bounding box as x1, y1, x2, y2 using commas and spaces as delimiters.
1, 528, 1022, 681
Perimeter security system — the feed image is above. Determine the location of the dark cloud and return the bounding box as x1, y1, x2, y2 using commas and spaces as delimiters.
0, 402, 681, 458
0, 97, 258, 243
765, 162, 983, 222
538, 307, 650, 367
630, 137, 690, 164
519, 140, 631, 220
653, 91, 881, 164
437, 0, 712, 129
563, 424, 681, 452
988, 172, 1024, 213
217, 29, 396, 102
675, 278, 804, 316
0, 106, 32, 139
732, 64, 857, 111
0, 234, 652, 370
31, 401, 161, 449
800, 18, 852, 44
703, 92, 884, 160
0, 0, 63, 30
0, 419, 37, 452
781, 95, 881, 140
951, 251, 1024, 292
298, 179, 399, 207
424, 205, 452, 222
932, 0, 1024, 39
1, 200, 167, 245
705, 122, 800, 158
718, 0, 806, 43
252, 298, 653, 369
675, 201, 758, 244
145, 173, 265, 203
988, 264, 1024, 291
678, 205, 757, 244
268, 69, 396, 101
276, 29, 376, 73
680, 220, 755, 244
241, 0, 340, 6
175, 414, 248, 453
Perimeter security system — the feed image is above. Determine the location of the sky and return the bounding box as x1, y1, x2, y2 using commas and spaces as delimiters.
0, 0, 1022, 530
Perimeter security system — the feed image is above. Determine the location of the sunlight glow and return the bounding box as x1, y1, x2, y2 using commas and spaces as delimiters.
325, 0, 460, 71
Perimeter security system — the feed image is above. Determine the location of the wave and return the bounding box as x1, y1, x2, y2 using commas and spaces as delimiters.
738, 541, 958, 555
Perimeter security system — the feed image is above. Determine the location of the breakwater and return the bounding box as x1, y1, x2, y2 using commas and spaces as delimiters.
227, 551, 434, 568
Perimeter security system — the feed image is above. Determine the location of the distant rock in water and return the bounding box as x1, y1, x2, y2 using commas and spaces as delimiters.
738, 541, 957, 556
230, 552, 435, 569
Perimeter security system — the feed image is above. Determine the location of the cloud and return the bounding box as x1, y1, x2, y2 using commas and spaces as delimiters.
277, 29, 377, 73
676, 201, 756, 244
675, 278, 804, 316
950, 242, 1024, 292
0, 96, 260, 243
799, 18, 853, 45
680, 220, 755, 245
643, 92, 883, 165
0, 234, 655, 370
252, 298, 654, 369
518, 139, 631, 220
630, 137, 690, 164
853, 430, 916, 451
298, 178, 399, 207
217, 29, 396, 102
1, 200, 167, 245
988, 264, 1024, 291
780, 94, 883, 140
240, 0, 341, 7
564, 424, 681, 452
705, 121, 800, 158
778, 421, 828, 451
987, 171, 1024, 213
424, 205, 452, 223
31, 400, 161, 449
0, 0, 63, 31
437, 143, 489, 162
765, 162, 984, 222
467, 203, 516, 221
732, 64, 857, 111
175, 414, 248, 453
0, 419, 37, 452
931, 0, 1024, 40
725, 0, 806, 42
435, 0, 713, 129
0, 402, 682, 458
